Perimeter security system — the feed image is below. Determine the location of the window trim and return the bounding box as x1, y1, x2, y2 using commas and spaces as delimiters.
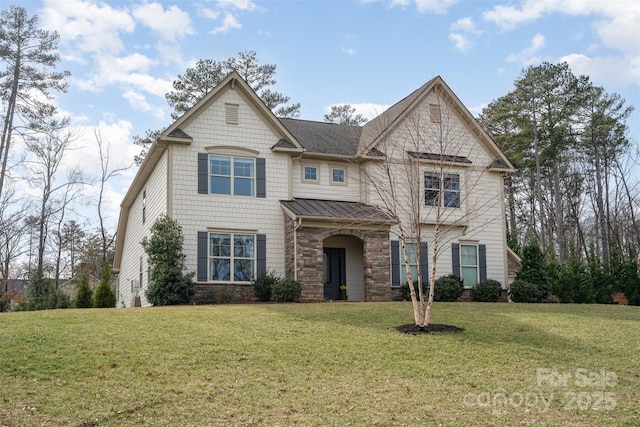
460, 243, 479, 287
329, 166, 347, 186
424, 171, 461, 208
302, 163, 320, 184
208, 154, 256, 196
207, 232, 256, 283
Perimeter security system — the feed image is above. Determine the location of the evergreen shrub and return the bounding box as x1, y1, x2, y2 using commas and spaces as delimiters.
272, 278, 302, 302
508, 279, 540, 303
253, 271, 279, 302
434, 275, 464, 302
471, 279, 502, 302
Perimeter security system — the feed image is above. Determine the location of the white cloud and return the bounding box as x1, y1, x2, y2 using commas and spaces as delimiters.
449, 17, 482, 53
389, 0, 458, 14
449, 33, 471, 53
341, 46, 358, 56
123, 91, 166, 120
42, 0, 135, 55
560, 53, 640, 88
451, 17, 481, 34
217, 0, 260, 12
211, 12, 242, 34
483, 0, 640, 88
132, 2, 194, 42
506, 33, 546, 65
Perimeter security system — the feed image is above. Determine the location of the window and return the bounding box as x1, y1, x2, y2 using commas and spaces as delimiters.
209, 233, 255, 282
139, 256, 143, 289
331, 167, 345, 184
400, 243, 419, 285
303, 165, 318, 182
209, 155, 254, 196
424, 172, 460, 207
460, 244, 478, 287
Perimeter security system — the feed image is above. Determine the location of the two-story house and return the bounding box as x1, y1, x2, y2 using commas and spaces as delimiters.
113, 72, 516, 307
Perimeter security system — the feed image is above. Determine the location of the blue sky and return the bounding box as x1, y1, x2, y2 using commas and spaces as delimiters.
16, 0, 640, 232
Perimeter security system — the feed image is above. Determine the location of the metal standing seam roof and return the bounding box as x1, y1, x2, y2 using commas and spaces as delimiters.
280, 198, 395, 223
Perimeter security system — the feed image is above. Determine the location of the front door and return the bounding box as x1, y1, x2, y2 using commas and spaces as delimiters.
323, 248, 346, 300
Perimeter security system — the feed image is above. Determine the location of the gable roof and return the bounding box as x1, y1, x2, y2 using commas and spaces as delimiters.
114, 72, 304, 272
358, 76, 516, 172
279, 119, 362, 157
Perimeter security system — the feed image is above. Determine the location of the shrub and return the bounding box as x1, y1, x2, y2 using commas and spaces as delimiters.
142, 215, 195, 306
94, 264, 116, 308
471, 279, 502, 302
74, 271, 94, 308
271, 278, 302, 302
16, 279, 71, 311
399, 280, 429, 301
434, 275, 464, 302
508, 279, 541, 303
253, 271, 279, 302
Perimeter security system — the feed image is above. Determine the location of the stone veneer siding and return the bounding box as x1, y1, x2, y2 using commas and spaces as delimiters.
285, 215, 391, 301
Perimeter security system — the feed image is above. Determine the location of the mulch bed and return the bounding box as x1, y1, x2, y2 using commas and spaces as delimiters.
396, 323, 464, 335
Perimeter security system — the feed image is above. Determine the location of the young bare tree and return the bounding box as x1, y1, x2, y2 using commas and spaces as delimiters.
94, 127, 134, 265
25, 128, 82, 293
0, 187, 29, 291
360, 83, 512, 327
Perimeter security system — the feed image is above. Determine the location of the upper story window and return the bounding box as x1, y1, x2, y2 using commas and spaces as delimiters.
303, 165, 318, 182
142, 190, 146, 224
424, 172, 460, 208
331, 167, 346, 184
210, 155, 254, 196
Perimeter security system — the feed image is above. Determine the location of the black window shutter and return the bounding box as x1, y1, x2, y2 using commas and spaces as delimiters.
420, 242, 429, 283
479, 244, 487, 282
256, 234, 266, 276
198, 153, 208, 194
391, 240, 400, 286
451, 243, 460, 278
197, 231, 208, 281
256, 158, 266, 198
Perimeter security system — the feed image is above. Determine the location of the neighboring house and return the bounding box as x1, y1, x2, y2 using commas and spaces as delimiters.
59, 274, 101, 300
113, 72, 517, 307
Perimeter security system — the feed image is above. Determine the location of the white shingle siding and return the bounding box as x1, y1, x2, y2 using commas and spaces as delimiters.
171, 88, 288, 281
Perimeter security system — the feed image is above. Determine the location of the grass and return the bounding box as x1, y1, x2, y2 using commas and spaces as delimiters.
0, 302, 638, 426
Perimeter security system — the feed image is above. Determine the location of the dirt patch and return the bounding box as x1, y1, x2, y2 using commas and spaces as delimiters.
396, 323, 464, 335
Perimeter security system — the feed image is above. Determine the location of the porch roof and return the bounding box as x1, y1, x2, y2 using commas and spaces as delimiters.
280, 198, 395, 224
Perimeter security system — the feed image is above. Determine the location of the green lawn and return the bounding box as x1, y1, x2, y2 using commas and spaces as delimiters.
1, 302, 638, 426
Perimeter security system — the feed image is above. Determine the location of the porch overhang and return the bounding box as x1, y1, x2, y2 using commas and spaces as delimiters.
280, 198, 396, 227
